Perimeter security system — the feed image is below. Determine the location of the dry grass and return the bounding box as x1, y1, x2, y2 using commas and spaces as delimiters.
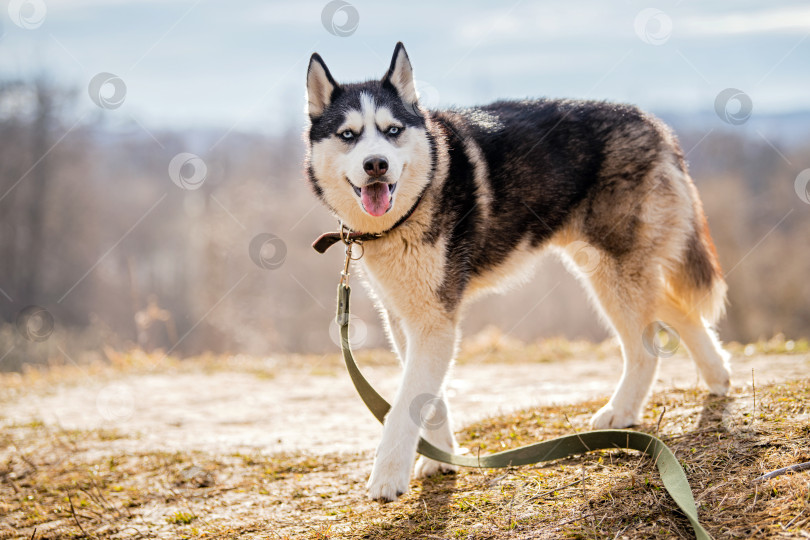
1, 370, 808, 539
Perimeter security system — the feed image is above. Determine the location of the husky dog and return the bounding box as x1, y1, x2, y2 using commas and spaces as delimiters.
305, 43, 731, 501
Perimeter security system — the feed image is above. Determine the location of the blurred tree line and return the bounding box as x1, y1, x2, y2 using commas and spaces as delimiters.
1, 78, 809, 370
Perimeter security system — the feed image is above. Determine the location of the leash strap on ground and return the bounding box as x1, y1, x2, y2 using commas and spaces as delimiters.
336, 284, 713, 540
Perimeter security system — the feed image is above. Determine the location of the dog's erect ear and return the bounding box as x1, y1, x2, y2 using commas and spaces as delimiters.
382, 42, 417, 105
307, 53, 339, 118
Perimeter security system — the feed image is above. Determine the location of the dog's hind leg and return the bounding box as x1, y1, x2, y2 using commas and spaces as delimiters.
366, 317, 458, 500
655, 292, 731, 395
657, 208, 731, 395
576, 252, 663, 429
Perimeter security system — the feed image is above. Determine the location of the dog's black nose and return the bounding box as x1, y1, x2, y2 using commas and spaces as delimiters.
363, 155, 388, 178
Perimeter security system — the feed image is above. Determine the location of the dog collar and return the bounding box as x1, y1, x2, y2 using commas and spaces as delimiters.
312, 191, 425, 254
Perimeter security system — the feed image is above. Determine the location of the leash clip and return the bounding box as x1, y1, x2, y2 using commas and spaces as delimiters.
340, 242, 353, 288
338, 222, 365, 289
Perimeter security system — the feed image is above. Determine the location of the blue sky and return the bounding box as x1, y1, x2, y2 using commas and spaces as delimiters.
1, 0, 809, 133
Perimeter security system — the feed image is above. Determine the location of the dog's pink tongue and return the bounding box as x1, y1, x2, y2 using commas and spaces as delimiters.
360, 183, 390, 217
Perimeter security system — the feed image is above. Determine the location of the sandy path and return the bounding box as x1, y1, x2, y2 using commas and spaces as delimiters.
1, 353, 807, 456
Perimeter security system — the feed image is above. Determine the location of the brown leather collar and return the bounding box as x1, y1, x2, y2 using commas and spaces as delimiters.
312, 192, 425, 254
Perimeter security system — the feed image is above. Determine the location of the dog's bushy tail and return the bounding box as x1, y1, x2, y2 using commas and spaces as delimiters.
667, 207, 727, 325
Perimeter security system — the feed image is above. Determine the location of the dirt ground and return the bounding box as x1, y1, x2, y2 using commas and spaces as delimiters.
1, 346, 807, 457
1, 341, 809, 539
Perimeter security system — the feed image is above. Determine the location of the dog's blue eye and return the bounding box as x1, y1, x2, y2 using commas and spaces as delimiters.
340, 130, 354, 140
387, 126, 400, 135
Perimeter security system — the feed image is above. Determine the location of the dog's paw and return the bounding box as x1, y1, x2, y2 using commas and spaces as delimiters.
707, 376, 731, 396
366, 461, 411, 502
414, 456, 458, 479
590, 403, 640, 429
706, 364, 732, 396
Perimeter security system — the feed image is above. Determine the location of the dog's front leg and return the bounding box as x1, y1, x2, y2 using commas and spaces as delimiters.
366, 319, 456, 501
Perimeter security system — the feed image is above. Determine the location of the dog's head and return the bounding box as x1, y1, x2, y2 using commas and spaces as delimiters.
305, 43, 433, 232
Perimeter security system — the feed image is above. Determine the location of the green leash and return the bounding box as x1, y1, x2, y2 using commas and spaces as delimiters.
335, 284, 713, 539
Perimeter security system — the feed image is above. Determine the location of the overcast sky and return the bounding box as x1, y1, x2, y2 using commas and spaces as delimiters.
1, 0, 808, 133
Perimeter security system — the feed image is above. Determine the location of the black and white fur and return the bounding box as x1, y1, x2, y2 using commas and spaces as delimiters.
305, 43, 731, 501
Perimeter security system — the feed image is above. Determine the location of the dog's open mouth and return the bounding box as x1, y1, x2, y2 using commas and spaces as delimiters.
351, 181, 397, 217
